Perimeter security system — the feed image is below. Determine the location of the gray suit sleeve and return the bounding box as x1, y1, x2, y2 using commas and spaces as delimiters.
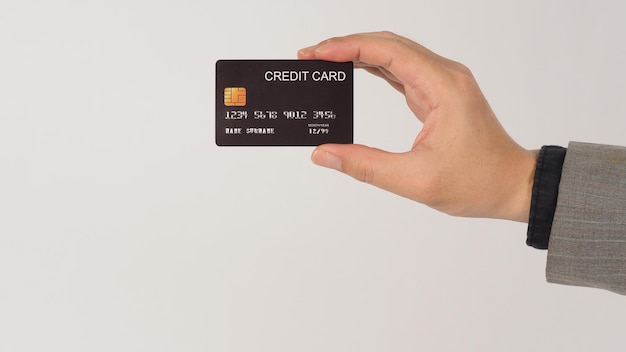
546, 142, 626, 295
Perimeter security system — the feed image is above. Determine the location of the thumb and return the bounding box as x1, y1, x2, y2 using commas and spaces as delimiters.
311, 144, 417, 191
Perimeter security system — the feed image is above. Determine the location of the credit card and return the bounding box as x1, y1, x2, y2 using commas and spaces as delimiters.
215, 60, 353, 146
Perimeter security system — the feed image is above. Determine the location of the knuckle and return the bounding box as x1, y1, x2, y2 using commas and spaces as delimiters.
378, 30, 398, 38
453, 62, 473, 77
453, 64, 478, 87
353, 158, 376, 184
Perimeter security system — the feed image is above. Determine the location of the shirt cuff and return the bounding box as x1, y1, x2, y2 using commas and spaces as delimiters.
526, 145, 567, 249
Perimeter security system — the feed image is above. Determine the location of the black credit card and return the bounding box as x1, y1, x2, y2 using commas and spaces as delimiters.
215, 60, 353, 146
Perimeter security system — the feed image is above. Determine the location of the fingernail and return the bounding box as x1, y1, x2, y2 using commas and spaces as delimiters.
311, 148, 342, 171
314, 43, 334, 55
297, 45, 318, 58
298, 44, 317, 52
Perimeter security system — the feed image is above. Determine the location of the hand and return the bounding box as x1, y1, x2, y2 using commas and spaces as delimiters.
298, 31, 537, 222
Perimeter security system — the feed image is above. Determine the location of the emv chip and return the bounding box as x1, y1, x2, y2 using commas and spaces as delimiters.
223, 87, 246, 107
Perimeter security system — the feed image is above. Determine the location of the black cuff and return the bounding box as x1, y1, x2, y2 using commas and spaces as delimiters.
526, 145, 567, 249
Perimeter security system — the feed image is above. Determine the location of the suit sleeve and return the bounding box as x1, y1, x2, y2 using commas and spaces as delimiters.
546, 141, 626, 295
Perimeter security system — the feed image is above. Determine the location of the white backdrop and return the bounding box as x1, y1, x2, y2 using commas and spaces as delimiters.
2, 1, 626, 351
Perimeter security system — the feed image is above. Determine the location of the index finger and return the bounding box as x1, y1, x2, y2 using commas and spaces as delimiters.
298, 32, 449, 113
298, 31, 445, 94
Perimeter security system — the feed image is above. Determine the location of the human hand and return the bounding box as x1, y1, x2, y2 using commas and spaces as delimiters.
298, 31, 537, 222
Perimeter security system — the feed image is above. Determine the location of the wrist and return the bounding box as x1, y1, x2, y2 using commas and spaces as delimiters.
498, 148, 539, 222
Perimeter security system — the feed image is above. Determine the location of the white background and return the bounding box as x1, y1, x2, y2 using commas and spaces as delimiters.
2, 1, 626, 351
